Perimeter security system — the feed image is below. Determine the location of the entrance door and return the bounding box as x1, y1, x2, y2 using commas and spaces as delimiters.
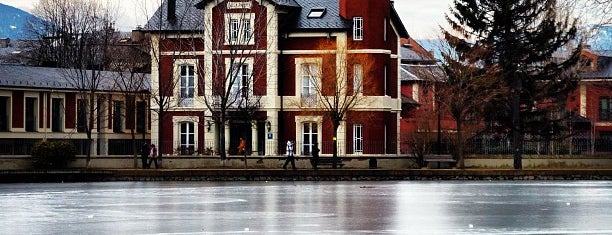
229, 122, 252, 155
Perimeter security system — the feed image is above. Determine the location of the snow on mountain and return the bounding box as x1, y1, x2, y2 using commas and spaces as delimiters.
0, 3, 39, 39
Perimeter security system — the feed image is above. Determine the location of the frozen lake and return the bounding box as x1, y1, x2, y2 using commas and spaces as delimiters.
1, 181, 611, 234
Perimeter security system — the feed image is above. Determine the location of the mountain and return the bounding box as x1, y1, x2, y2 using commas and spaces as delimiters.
0, 3, 38, 39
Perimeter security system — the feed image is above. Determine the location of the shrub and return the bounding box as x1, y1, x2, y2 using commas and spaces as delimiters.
31, 141, 77, 169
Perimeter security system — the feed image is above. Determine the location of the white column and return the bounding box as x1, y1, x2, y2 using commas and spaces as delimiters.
251, 122, 258, 156
225, 123, 230, 154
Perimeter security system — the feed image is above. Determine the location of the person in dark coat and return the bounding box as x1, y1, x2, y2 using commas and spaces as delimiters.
311, 142, 320, 169
140, 143, 150, 169
283, 140, 296, 169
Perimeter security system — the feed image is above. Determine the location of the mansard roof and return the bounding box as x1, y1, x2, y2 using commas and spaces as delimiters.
0, 64, 150, 92
144, 0, 204, 32
145, 0, 406, 34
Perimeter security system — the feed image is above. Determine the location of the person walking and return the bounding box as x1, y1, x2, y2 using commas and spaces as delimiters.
237, 137, 246, 155
283, 140, 296, 169
148, 144, 159, 169
311, 142, 320, 169
140, 143, 149, 169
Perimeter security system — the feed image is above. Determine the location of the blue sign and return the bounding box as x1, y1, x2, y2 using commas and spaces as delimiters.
267, 133, 273, 139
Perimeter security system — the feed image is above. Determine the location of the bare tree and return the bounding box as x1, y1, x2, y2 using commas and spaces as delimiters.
296, 40, 375, 168
197, 1, 275, 160
110, 33, 150, 168
437, 41, 505, 168
143, 0, 204, 164
31, 0, 118, 167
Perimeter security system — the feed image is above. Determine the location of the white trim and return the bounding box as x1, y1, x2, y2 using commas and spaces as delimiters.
23, 92, 39, 132
173, 59, 199, 108
225, 57, 254, 101
295, 115, 322, 156
295, 58, 322, 107
353, 17, 363, 41
580, 84, 586, 117
224, 13, 255, 45
172, 116, 200, 155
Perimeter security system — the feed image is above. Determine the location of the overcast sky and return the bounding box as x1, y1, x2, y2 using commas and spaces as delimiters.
0, 0, 452, 39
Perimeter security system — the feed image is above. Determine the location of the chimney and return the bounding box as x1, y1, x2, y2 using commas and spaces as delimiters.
168, 0, 177, 23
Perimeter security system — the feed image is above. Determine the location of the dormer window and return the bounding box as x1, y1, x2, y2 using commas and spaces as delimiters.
308, 8, 326, 18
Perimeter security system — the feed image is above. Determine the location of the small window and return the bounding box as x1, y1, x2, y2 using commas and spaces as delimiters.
77, 99, 88, 133
353, 124, 363, 154
353, 17, 363, 41
600, 97, 612, 121
51, 98, 63, 132
0, 96, 9, 132
113, 101, 124, 133
308, 8, 326, 18
179, 65, 195, 107
354, 64, 363, 94
25, 97, 37, 132
136, 101, 146, 133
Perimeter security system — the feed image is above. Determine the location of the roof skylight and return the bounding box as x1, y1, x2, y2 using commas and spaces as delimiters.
308, 8, 326, 18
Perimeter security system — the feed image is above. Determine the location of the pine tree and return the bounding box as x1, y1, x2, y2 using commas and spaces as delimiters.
445, 0, 583, 169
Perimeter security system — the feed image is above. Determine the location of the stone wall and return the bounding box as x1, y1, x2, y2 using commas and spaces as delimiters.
1, 155, 611, 170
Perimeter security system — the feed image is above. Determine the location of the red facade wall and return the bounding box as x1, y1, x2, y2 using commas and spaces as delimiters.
345, 111, 397, 154
160, 38, 205, 52
159, 56, 174, 97
342, 0, 391, 50
211, 0, 268, 51
11, 90, 23, 129
281, 37, 336, 51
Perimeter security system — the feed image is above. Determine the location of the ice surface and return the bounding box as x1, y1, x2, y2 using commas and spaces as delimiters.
0, 181, 611, 234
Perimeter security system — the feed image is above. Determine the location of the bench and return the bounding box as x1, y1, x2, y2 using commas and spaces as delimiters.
315, 157, 344, 168
423, 154, 455, 169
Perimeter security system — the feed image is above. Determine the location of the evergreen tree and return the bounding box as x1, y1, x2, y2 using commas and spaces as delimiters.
445, 0, 583, 169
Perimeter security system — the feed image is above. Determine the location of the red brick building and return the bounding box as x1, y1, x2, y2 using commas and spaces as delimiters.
145, 0, 409, 156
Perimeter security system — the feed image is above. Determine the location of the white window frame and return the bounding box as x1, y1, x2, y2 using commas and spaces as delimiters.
295, 58, 321, 107
354, 64, 363, 95
302, 122, 319, 155
225, 57, 254, 102
230, 62, 250, 99
295, 116, 322, 156
172, 116, 199, 155
179, 64, 195, 107
353, 124, 363, 154
225, 13, 255, 45
353, 17, 363, 41
180, 121, 195, 155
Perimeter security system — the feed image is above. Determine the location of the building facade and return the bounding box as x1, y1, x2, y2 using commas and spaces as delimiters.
0, 64, 150, 155
145, 0, 408, 156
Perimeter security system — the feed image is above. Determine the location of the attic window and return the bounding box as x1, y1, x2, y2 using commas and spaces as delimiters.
308, 8, 326, 18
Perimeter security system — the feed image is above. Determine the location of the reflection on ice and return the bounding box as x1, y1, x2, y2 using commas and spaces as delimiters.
0, 181, 611, 234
